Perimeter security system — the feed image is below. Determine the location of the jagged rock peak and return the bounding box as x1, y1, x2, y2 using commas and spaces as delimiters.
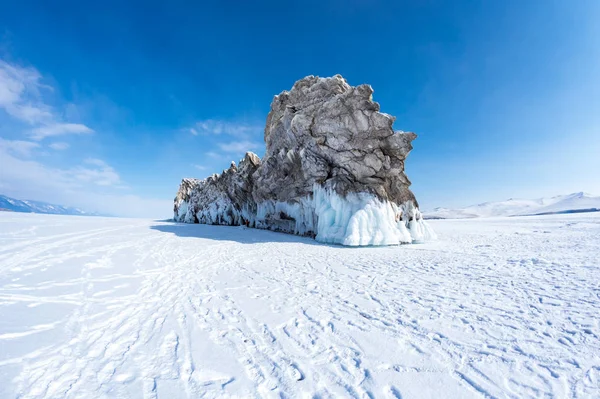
256, 74, 417, 206
174, 75, 435, 246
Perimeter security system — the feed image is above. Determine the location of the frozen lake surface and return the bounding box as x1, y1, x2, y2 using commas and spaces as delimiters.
0, 212, 599, 398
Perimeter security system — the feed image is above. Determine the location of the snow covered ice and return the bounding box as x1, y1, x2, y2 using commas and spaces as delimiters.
1, 212, 599, 398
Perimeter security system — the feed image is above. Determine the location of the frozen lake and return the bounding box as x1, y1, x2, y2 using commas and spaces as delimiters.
0, 212, 599, 398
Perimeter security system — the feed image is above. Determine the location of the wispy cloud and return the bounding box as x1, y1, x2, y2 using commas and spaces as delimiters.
0, 149, 169, 217
0, 58, 168, 218
218, 140, 262, 154
71, 158, 122, 186
0, 145, 167, 217
30, 123, 93, 140
192, 164, 207, 170
0, 141, 121, 188
205, 151, 221, 158
0, 60, 94, 140
49, 142, 70, 150
0, 138, 40, 157
189, 119, 261, 138
0, 60, 52, 124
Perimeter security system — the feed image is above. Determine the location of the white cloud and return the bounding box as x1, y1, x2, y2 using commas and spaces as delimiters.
0, 59, 168, 218
218, 140, 262, 154
0, 138, 40, 157
84, 158, 108, 167
190, 119, 261, 138
49, 142, 70, 150
192, 164, 207, 170
0, 147, 122, 189
70, 158, 122, 186
30, 123, 93, 140
0, 60, 53, 124
205, 151, 221, 158
6, 104, 53, 125
0, 146, 168, 218
0, 60, 93, 140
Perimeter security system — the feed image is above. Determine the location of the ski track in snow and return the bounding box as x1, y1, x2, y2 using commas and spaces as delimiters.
0, 212, 599, 398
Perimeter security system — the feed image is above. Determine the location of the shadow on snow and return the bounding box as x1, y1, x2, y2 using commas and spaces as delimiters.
149, 222, 329, 247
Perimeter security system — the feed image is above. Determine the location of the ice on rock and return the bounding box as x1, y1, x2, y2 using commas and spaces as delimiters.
313, 186, 414, 246
174, 75, 435, 245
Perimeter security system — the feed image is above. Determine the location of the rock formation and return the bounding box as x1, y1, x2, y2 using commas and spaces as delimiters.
174, 75, 436, 245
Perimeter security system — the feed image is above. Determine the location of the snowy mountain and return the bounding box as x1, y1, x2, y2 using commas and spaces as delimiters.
425, 192, 600, 219
0, 194, 103, 216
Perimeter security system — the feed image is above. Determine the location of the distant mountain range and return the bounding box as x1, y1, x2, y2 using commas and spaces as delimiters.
0, 194, 105, 216
425, 192, 600, 219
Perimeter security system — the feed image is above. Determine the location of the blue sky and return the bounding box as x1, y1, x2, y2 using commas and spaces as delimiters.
1, 1, 599, 217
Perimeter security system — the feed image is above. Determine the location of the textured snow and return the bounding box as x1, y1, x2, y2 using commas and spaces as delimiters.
0, 212, 599, 398
426, 192, 600, 219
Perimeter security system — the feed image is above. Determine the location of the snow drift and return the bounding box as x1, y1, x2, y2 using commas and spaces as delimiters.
174, 75, 435, 245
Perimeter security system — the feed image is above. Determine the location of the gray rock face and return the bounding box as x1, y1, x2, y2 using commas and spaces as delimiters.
174, 152, 261, 225
174, 75, 435, 245
254, 74, 416, 205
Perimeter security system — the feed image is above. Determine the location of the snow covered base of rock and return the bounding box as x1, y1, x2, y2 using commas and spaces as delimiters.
175, 185, 436, 246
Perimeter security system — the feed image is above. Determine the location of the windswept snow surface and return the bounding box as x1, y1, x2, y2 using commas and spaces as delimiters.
0, 212, 599, 398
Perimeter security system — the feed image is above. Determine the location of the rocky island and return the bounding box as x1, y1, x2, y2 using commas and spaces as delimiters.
174, 75, 435, 245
